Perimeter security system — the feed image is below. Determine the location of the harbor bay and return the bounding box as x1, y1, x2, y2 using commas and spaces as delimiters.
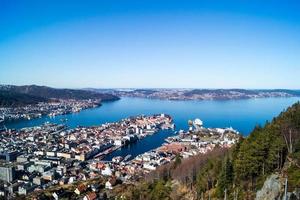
3, 97, 299, 161
4, 97, 300, 134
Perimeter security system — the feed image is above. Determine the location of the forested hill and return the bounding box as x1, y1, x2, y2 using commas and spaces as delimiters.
0, 90, 48, 107
0, 85, 120, 106
115, 102, 300, 200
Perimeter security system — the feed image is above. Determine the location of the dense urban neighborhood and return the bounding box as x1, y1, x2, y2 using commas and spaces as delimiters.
0, 113, 240, 199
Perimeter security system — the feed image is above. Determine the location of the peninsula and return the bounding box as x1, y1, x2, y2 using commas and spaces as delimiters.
0, 85, 119, 122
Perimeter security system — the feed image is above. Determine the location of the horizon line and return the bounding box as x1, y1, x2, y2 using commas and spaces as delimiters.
1, 84, 300, 91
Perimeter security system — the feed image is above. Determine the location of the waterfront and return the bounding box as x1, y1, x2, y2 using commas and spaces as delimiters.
3, 97, 299, 160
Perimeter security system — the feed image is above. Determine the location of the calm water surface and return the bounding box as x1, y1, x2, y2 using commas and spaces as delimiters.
4, 97, 300, 160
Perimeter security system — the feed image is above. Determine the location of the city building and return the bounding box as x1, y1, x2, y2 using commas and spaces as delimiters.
0, 165, 15, 182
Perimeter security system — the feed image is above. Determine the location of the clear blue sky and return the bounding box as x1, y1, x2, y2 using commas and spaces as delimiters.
0, 0, 300, 89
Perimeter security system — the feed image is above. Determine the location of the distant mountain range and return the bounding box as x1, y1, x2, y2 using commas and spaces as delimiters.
0, 85, 119, 107
87, 88, 300, 100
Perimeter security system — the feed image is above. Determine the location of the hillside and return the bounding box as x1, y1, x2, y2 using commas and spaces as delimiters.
0, 91, 48, 107
0, 85, 120, 106
114, 102, 300, 200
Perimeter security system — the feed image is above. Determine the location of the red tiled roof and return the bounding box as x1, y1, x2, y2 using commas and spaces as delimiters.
76, 183, 87, 192
85, 192, 97, 200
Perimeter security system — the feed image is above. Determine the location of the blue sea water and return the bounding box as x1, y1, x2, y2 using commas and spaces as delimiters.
4, 97, 300, 160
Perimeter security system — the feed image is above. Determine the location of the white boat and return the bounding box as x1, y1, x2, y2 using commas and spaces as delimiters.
112, 156, 123, 163
124, 154, 132, 161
